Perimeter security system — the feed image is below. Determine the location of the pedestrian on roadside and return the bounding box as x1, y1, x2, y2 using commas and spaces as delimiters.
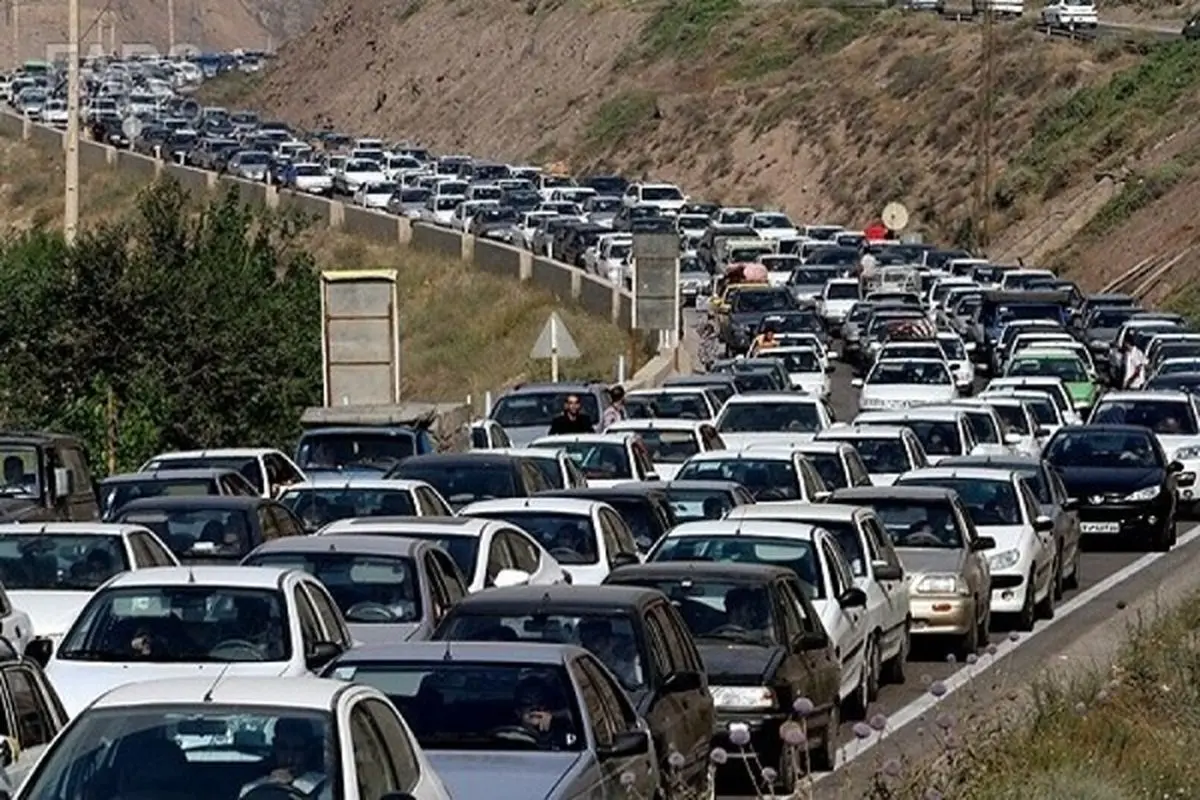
548, 395, 595, 435
601, 385, 627, 431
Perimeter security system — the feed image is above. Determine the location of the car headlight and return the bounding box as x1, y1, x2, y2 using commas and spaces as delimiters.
1176, 446, 1200, 460
1125, 484, 1161, 502
709, 686, 775, 710
987, 548, 1021, 571
914, 574, 969, 595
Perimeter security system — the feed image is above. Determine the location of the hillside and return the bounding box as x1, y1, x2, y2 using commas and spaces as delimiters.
5, 0, 325, 63
207, 0, 1155, 248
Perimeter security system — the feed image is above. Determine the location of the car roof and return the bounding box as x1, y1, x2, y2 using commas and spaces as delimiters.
605, 419, 705, 432
540, 485, 667, 500
937, 455, 1044, 470
395, 453, 518, 467
0, 522, 151, 537
856, 409, 966, 422
789, 441, 853, 455
100, 469, 239, 484
338, 641, 584, 666
653, 479, 747, 492
722, 392, 819, 405
319, 516, 495, 538
816, 425, 911, 439
1096, 390, 1191, 403
147, 449, 273, 459
460, 498, 599, 516
105, 565, 289, 589
607, 561, 794, 584
282, 477, 427, 491
533, 434, 634, 445
90, 676, 349, 711
1063, 424, 1158, 436
246, 534, 427, 559
448, 584, 661, 614
898, 466, 1021, 483
726, 501, 866, 523
663, 519, 824, 539
831, 486, 958, 502
684, 450, 794, 462
116, 496, 264, 513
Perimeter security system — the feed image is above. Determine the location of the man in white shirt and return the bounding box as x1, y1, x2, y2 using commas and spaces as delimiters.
1123, 340, 1148, 389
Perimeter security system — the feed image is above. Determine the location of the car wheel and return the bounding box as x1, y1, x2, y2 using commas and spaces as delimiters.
881, 621, 910, 685
809, 703, 839, 772
865, 634, 882, 701
1052, 547, 1066, 601
1017, 572, 1037, 631
958, 602, 981, 658
1036, 562, 1057, 620
844, 661, 869, 720
1064, 542, 1081, 590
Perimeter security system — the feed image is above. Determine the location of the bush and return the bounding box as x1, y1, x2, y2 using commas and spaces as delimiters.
0, 180, 321, 475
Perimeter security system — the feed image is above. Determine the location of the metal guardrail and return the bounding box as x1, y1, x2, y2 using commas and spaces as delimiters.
1102, 247, 1195, 300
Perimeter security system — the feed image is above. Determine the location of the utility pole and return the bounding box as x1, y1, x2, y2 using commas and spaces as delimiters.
65, 0, 80, 243
167, 0, 175, 55
974, 4, 996, 250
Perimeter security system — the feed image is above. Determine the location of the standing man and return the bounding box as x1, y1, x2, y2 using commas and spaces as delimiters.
601, 385, 627, 431
548, 395, 595, 435
1123, 337, 1148, 390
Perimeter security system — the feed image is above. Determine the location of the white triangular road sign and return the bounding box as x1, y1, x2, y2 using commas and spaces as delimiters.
530, 311, 580, 360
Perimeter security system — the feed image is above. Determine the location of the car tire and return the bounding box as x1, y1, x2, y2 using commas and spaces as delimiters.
1036, 565, 1056, 620
1052, 548, 1065, 601
865, 634, 882, 702
1064, 543, 1081, 590
881, 621, 910, 685
1016, 572, 1037, 631
957, 605, 981, 658
844, 662, 869, 721
809, 703, 839, 773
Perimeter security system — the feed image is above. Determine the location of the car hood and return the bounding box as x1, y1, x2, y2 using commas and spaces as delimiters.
895, 547, 967, 575
8, 591, 89, 638
790, 373, 828, 394
975, 524, 1029, 555
729, 312, 770, 328
427, 751, 583, 800
1063, 381, 1097, 403
48, 660, 292, 718
502, 426, 547, 448
1057, 466, 1164, 496
862, 385, 956, 402
347, 622, 424, 645
696, 642, 784, 684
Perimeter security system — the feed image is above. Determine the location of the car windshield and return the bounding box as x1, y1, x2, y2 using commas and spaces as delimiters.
618, 429, 700, 464
869, 361, 950, 386
717, 402, 821, 433
1159, 360, 1200, 375
652, 535, 824, 599
142, 457, 263, 493
117, 507, 257, 561
899, 421, 962, 456
20, 706, 332, 799
992, 404, 1030, 435
675, 459, 798, 501
0, 533, 129, 590
628, 578, 788, 645
776, 350, 821, 372
791, 269, 836, 286
1090, 399, 1197, 435
532, 441, 630, 480
881, 345, 942, 361
665, 487, 737, 523
384, 533, 479, 581
58, 586, 290, 663
832, 437, 910, 474
280, 487, 417, 530
870, 500, 963, 548
0, 445, 41, 498
1046, 430, 1161, 469
902, 478, 1021, 526
101, 478, 218, 518
1010, 357, 1087, 382
329, 662, 586, 752
468, 511, 596, 564
826, 282, 860, 299
294, 164, 324, 176
805, 452, 848, 489
643, 186, 683, 201
390, 463, 516, 508
1088, 308, 1139, 329
625, 392, 709, 420
938, 338, 967, 360
732, 291, 793, 313
491, 392, 601, 428
243, 552, 421, 624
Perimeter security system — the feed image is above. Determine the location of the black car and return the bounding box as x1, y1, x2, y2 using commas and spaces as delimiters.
1042, 424, 1180, 550
605, 562, 842, 780
638, 479, 756, 524
97, 468, 259, 520
432, 585, 715, 799
662, 374, 739, 407
112, 495, 307, 563
387, 453, 553, 511
539, 485, 677, 552
1146, 371, 1200, 394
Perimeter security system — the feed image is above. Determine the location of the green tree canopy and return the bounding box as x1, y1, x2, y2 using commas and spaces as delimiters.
0, 180, 322, 475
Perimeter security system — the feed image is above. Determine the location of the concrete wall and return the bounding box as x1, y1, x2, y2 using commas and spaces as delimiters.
164, 164, 212, 197
0, 113, 21, 138
117, 149, 159, 181
29, 124, 63, 149
473, 240, 523, 281
343, 205, 403, 245
410, 222, 464, 259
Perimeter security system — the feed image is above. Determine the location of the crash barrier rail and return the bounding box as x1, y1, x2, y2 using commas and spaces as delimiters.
0, 110, 693, 403
1102, 246, 1196, 302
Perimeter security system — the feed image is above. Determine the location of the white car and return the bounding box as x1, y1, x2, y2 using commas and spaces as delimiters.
782, 440, 875, 491
336, 158, 386, 194
968, 395, 1043, 457
984, 376, 1081, 425
42, 99, 68, 127
916, 402, 1013, 457
1042, 0, 1098, 26
622, 182, 687, 215
817, 278, 862, 326
927, 277, 977, 315
0, 639, 69, 791
528, 433, 659, 487
750, 211, 799, 241
770, 347, 833, 396
12, 676, 453, 800
38, 565, 354, 717
0, 522, 179, 645
897, 467, 1057, 628
981, 388, 1065, 444
278, 477, 455, 531
815, 424, 930, 486
468, 419, 512, 450
725, 502, 912, 694
352, 180, 400, 210
451, 198, 500, 232
673, 449, 830, 503
139, 447, 306, 499
317, 516, 569, 593
937, 332, 977, 393
426, 194, 466, 226
625, 387, 721, 421
604, 418, 726, 481
854, 358, 958, 412
873, 341, 952, 374
648, 519, 871, 716
517, 210, 558, 250
288, 161, 334, 195
487, 448, 589, 490
854, 407, 982, 466
761, 254, 801, 287
714, 392, 834, 450
458, 497, 641, 584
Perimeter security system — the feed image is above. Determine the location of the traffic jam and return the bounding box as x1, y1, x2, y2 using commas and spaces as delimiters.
0, 217, 1192, 800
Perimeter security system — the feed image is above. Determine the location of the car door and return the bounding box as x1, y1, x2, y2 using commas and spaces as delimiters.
0, 585, 28, 659
649, 603, 711, 790
482, 533, 516, 589
777, 577, 841, 720
1, 662, 62, 782
598, 508, 641, 569
1048, 465, 1081, 566
1018, 479, 1053, 594
356, 697, 424, 796
268, 503, 307, 539
292, 586, 326, 673
818, 537, 865, 698
301, 580, 354, 652
861, 516, 907, 659
575, 655, 657, 800
265, 452, 306, 495
344, 698, 412, 800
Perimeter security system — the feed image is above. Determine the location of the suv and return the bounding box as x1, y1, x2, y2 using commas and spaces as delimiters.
0, 433, 99, 522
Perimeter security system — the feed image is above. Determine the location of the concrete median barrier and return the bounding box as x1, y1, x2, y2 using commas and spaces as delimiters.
278, 189, 335, 225
0, 113, 23, 138
531, 257, 576, 301
617, 292, 633, 330
117, 150, 160, 181
473, 240, 523, 280
80, 140, 113, 172
218, 175, 268, 206
580, 273, 619, 323
29, 124, 63, 149
343, 204, 404, 245
411, 222, 465, 258
164, 163, 212, 197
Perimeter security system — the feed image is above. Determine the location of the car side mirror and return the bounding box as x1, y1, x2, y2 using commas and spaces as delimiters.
1004, 433, 1022, 445
1063, 498, 1079, 511
973, 535, 997, 551
1036, 426, 1051, 437
305, 641, 342, 671
493, 568, 532, 588
813, 490, 831, 502
26, 637, 52, 667
1168, 460, 1184, 473
824, 364, 835, 374
662, 670, 703, 694
0, 736, 18, 770
53, 467, 73, 499
838, 587, 867, 608
872, 562, 903, 582
610, 552, 640, 569
851, 378, 864, 388
1034, 515, 1054, 533
599, 730, 651, 760
793, 630, 829, 651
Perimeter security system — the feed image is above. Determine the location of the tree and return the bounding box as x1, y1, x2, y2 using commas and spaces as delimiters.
0, 180, 322, 475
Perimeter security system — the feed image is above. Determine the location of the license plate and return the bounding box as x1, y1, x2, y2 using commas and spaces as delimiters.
1081, 522, 1120, 533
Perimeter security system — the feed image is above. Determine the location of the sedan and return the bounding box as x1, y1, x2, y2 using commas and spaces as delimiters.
604, 419, 725, 481
114, 495, 307, 563
98, 468, 259, 520
279, 476, 453, 532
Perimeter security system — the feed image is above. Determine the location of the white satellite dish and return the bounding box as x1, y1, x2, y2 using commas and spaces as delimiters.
882, 201, 910, 232
121, 116, 143, 140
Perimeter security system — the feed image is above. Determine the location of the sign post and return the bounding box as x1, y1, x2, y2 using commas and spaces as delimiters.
632, 232, 680, 348
530, 311, 580, 383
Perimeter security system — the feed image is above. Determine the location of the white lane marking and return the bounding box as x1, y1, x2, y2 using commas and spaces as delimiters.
825, 523, 1200, 774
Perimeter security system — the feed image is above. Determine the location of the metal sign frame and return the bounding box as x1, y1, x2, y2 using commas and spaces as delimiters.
631, 232, 681, 335
319, 270, 401, 407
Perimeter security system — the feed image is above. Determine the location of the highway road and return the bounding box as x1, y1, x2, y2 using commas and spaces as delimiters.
684, 309, 1200, 797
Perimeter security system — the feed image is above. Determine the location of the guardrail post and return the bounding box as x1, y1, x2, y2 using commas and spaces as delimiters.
21, 117, 29, 140
462, 233, 475, 263
570, 268, 582, 300
519, 250, 532, 282
611, 284, 621, 324
398, 217, 412, 244
153, 157, 162, 179
105, 145, 116, 166
206, 171, 216, 191
330, 201, 345, 229
265, 185, 279, 209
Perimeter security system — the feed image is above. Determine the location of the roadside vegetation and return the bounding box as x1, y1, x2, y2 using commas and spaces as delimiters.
636, 0, 743, 61
194, 70, 264, 109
